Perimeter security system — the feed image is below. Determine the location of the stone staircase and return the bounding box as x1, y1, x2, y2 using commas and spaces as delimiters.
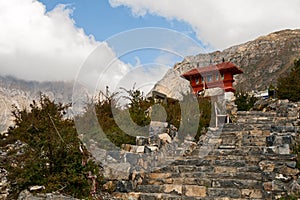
111, 105, 300, 200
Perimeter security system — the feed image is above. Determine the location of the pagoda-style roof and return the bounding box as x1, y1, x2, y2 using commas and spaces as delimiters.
182, 61, 243, 77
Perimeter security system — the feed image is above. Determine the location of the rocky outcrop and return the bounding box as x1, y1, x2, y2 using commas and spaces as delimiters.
111, 100, 300, 199
0, 75, 88, 133
151, 29, 300, 98
0, 86, 32, 133
148, 69, 191, 100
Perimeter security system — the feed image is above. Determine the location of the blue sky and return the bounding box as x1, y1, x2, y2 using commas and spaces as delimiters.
0, 0, 300, 93
39, 0, 197, 42
38, 0, 201, 67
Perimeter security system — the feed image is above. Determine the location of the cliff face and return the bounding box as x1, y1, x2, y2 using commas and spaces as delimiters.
0, 76, 76, 133
153, 29, 300, 96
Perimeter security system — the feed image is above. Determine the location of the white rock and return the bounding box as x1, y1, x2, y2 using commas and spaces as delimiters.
204, 87, 224, 97
29, 185, 45, 191
103, 162, 131, 180
146, 146, 158, 152
158, 133, 172, 144
278, 144, 290, 154
136, 146, 145, 153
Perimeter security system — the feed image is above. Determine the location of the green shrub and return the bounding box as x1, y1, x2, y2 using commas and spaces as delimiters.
277, 58, 300, 102
279, 194, 299, 200
1, 94, 101, 199
235, 91, 257, 111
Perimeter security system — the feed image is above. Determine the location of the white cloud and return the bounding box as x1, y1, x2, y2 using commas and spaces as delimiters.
0, 0, 176, 97
109, 0, 300, 49
0, 0, 98, 81
0, 0, 133, 87
74, 43, 170, 96
116, 63, 170, 93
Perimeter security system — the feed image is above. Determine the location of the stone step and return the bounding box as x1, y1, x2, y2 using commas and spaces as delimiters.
216, 129, 270, 137
237, 118, 275, 125
263, 153, 297, 161
270, 125, 300, 133
185, 153, 259, 162
112, 106, 299, 200
172, 159, 213, 166
144, 177, 211, 187
207, 188, 263, 199
136, 184, 207, 197
144, 171, 262, 183
211, 179, 261, 189
237, 111, 277, 117
114, 192, 207, 200
149, 160, 264, 174
181, 154, 262, 163
144, 171, 262, 185
139, 192, 208, 200
181, 172, 262, 180
113, 192, 141, 200
221, 123, 272, 132
150, 160, 262, 175
196, 148, 246, 157
242, 135, 267, 146
139, 193, 182, 200
191, 146, 265, 157
136, 185, 164, 193
173, 158, 254, 167
183, 154, 246, 161
136, 186, 264, 199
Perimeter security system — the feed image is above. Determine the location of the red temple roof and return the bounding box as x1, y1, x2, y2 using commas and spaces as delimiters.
182, 61, 243, 77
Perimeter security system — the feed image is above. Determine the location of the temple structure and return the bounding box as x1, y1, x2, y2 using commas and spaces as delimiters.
181, 61, 243, 94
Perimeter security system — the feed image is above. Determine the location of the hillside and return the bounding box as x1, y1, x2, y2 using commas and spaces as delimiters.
0, 76, 76, 133
152, 29, 300, 97
1, 29, 300, 132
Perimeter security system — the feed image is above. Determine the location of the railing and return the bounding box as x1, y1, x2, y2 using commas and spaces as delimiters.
214, 102, 229, 127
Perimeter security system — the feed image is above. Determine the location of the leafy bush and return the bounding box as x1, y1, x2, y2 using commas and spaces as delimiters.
160, 94, 211, 142
123, 88, 153, 127
1, 94, 101, 199
235, 91, 257, 111
277, 58, 300, 102
75, 88, 212, 155
76, 91, 139, 148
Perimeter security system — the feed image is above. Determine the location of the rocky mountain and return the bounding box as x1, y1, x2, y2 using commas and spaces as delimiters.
152, 29, 300, 97
0, 76, 76, 133
1, 29, 300, 132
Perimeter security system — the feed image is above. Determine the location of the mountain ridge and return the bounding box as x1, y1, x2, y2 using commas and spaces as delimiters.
0, 75, 77, 132
1, 29, 300, 132
153, 29, 300, 97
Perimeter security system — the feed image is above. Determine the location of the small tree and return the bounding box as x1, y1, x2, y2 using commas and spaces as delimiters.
2, 94, 101, 199
235, 91, 257, 111
78, 91, 136, 149
121, 88, 153, 127
277, 58, 300, 102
